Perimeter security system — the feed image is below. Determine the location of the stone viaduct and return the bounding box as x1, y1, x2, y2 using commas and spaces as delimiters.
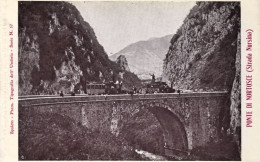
19, 92, 228, 156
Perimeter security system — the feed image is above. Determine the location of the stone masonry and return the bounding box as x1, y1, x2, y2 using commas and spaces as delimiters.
19, 92, 228, 155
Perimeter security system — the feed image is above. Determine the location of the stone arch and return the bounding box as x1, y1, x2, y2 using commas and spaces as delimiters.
141, 103, 189, 154
117, 102, 166, 154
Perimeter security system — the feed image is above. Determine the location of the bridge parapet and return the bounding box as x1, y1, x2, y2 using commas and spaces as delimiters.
19, 92, 227, 107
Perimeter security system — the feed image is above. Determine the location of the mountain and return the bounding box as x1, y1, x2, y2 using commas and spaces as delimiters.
18, 1, 141, 95
162, 2, 240, 91
162, 2, 240, 152
109, 34, 173, 80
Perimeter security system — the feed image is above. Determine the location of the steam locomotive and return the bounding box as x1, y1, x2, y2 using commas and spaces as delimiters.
144, 81, 176, 94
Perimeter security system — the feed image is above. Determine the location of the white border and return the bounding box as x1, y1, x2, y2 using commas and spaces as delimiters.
1, 0, 260, 161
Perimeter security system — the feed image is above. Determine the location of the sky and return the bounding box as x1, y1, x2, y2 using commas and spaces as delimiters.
71, 1, 196, 55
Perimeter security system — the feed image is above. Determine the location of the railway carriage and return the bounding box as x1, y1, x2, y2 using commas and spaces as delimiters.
86, 83, 106, 95
86, 81, 122, 95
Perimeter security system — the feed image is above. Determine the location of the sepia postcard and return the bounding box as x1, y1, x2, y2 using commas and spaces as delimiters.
0, 0, 259, 161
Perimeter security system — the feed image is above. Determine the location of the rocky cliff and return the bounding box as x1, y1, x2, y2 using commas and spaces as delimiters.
18, 1, 141, 95
162, 2, 240, 92
115, 55, 130, 72
162, 1, 240, 152
110, 35, 172, 80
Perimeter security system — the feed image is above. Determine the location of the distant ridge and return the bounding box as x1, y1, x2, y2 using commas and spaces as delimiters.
110, 34, 173, 80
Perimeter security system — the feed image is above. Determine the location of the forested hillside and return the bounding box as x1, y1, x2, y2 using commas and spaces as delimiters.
19, 1, 141, 95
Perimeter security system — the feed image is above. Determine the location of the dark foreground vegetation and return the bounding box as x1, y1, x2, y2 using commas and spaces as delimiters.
19, 110, 240, 160
167, 140, 241, 161
19, 111, 143, 160
189, 139, 240, 161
